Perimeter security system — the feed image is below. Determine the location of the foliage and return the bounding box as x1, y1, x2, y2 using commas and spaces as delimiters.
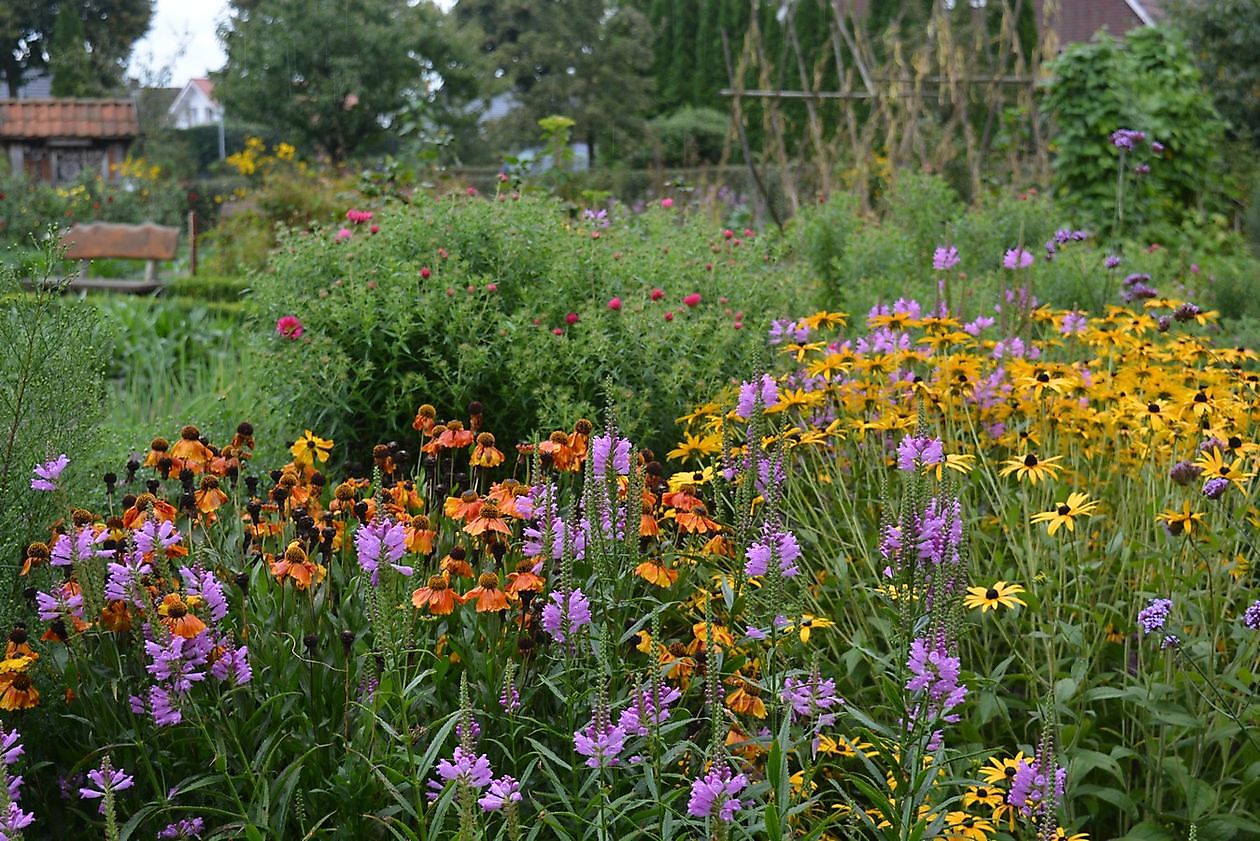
1043, 27, 1231, 243
0, 239, 112, 626
0, 0, 152, 97
675, 277, 1260, 840
644, 107, 731, 168
247, 192, 814, 458
0, 164, 188, 248
214, 0, 480, 163
1170, 0, 1260, 148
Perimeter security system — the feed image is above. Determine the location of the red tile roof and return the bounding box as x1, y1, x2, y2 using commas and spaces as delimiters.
192, 78, 215, 100
0, 99, 139, 140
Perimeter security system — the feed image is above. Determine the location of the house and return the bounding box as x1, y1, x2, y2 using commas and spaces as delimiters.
0, 99, 138, 184
1035, 0, 1165, 48
168, 78, 222, 129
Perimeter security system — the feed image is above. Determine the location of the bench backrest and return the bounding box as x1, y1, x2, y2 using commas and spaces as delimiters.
61, 223, 179, 261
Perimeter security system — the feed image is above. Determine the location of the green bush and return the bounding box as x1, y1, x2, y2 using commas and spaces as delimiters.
248, 193, 818, 456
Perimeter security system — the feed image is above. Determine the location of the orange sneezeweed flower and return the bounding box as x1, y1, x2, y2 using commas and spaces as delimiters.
158, 594, 207, 639
464, 572, 511, 612
436, 420, 475, 450
539, 431, 577, 472
505, 559, 545, 595
100, 600, 132, 633
122, 494, 178, 529
170, 426, 213, 473
487, 480, 528, 518
674, 503, 722, 534
445, 491, 482, 523
725, 677, 768, 719
0, 656, 39, 711
5, 628, 37, 663
194, 476, 229, 520
21, 542, 50, 576
413, 403, 438, 435
269, 542, 327, 590
471, 433, 505, 468
406, 516, 436, 554
441, 547, 475, 578
634, 557, 679, 587
412, 575, 464, 614
465, 501, 511, 538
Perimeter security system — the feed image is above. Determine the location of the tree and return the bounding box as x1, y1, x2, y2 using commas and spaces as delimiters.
0, 1, 151, 97
1169, 0, 1260, 147
215, 0, 480, 163
49, 4, 93, 96
458, 0, 654, 165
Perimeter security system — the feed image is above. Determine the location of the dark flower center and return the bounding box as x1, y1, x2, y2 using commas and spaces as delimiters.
1036, 372, 1050, 383
1057, 504, 1071, 515
985, 588, 999, 600
1024, 454, 1039, 467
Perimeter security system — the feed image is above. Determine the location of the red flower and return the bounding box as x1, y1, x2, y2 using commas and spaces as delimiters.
650, 288, 665, 301
421, 267, 431, 279
683, 293, 701, 307
566, 312, 580, 325
664, 312, 674, 322
276, 315, 304, 339
608, 297, 622, 310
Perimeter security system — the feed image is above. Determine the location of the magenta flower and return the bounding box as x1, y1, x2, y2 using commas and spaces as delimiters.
573, 714, 625, 769
435, 746, 493, 789
276, 315, 304, 339
346, 208, 373, 224
617, 681, 682, 736
687, 763, 747, 822
0, 802, 35, 837
781, 673, 843, 723
0, 727, 23, 766
30, 454, 68, 491
478, 775, 522, 812
736, 374, 779, 418
159, 817, 205, 839
896, 434, 943, 472
1002, 248, 1034, 270
335, 227, 352, 242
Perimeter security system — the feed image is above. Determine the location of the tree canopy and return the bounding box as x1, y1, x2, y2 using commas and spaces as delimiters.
0, 0, 152, 97
214, 0, 480, 163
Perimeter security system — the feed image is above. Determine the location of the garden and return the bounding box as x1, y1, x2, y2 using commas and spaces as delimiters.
2, 5, 1260, 841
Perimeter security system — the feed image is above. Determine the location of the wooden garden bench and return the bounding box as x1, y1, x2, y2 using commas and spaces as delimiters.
59, 222, 180, 292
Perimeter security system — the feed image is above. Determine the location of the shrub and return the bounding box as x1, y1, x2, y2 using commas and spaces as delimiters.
248, 193, 817, 457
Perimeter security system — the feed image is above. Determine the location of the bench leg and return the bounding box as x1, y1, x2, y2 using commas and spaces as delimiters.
145, 260, 158, 286
80, 259, 90, 281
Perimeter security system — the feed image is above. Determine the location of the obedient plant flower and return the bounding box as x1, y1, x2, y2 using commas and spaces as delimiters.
905, 635, 967, 723
158, 817, 205, 839
743, 523, 801, 578
30, 454, 68, 492
932, 245, 959, 271
355, 517, 411, 585
687, 762, 747, 822
0, 802, 35, 838
618, 681, 682, 736
78, 756, 134, 816
897, 434, 943, 472
541, 588, 592, 643
573, 703, 626, 769
736, 374, 779, 418
590, 433, 632, 479
1002, 248, 1034, 270
51, 526, 112, 567
478, 775, 521, 812
433, 746, 493, 793
781, 672, 843, 725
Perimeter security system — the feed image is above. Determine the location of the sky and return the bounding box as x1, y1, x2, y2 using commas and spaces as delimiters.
128, 0, 230, 86
127, 0, 460, 87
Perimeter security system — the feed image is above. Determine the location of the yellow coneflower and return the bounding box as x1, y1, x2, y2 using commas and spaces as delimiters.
998, 452, 1064, 485
1194, 447, 1253, 494
980, 752, 1032, 786
1030, 492, 1099, 535
962, 784, 1004, 809
667, 431, 721, 464
964, 582, 1027, 612
1156, 500, 1205, 537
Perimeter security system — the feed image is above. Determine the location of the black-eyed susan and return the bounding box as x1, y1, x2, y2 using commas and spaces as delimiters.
980, 752, 1032, 786
0, 657, 39, 711
962, 785, 1003, 809
944, 811, 994, 841
1053, 829, 1089, 841
1030, 492, 1099, 535
1194, 447, 1252, 494
794, 613, 835, 644
667, 431, 721, 464
964, 582, 1027, 612
291, 430, 333, 467
999, 453, 1064, 485
1156, 500, 1205, 538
